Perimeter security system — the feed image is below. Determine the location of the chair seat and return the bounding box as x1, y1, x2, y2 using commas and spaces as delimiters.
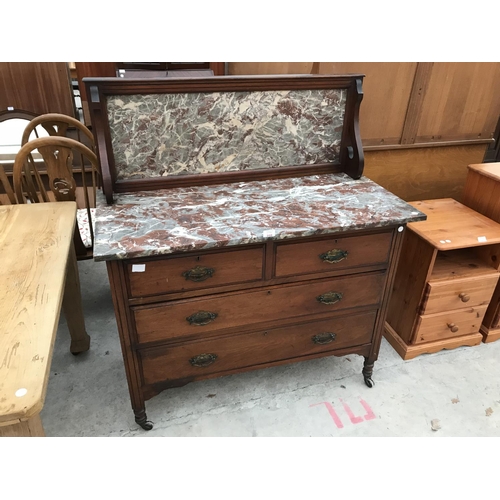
76, 208, 95, 248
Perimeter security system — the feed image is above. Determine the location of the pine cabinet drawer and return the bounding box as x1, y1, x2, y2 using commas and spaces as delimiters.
139, 311, 377, 385
274, 231, 392, 278
126, 246, 264, 298
133, 272, 386, 344
420, 274, 499, 315
414, 305, 488, 344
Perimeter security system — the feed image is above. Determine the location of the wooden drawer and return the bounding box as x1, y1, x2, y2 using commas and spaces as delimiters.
420, 274, 499, 314
414, 305, 488, 344
139, 311, 377, 385
274, 231, 392, 278
133, 271, 386, 344
126, 246, 264, 298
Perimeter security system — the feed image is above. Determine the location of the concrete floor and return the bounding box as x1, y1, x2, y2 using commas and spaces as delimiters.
42, 259, 500, 437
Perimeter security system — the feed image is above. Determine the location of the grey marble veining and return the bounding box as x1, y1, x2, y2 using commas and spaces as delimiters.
94, 173, 426, 261
106, 89, 346, 180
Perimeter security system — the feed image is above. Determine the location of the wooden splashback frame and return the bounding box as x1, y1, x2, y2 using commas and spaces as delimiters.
84, 74, 364, 204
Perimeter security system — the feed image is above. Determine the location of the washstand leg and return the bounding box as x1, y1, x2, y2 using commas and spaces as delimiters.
362, 357, 375, 388
134, 409, 154, 431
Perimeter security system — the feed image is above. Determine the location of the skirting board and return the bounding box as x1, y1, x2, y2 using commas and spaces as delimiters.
384, 322, 483, 360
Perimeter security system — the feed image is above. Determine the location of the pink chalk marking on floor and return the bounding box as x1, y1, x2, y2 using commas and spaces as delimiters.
309, 402, 344, 428
339, 398, 363, 424
359, 398, 376, 420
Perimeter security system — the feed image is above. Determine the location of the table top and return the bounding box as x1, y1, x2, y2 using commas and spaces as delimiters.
408, 198, 500, 250
93, 173, 426, 261
0, 202, 76, 425
467, 162, 500, 181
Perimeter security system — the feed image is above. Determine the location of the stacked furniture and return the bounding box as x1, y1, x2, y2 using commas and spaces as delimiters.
85, 74, 425, 429
462, 162, 500, 342
384, 198, 500, 359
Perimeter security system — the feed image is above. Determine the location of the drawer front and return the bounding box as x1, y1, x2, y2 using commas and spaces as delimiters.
133, 272, 386, 344
414, 305, 488, 344
275, 231, 393, 278
127, 246, 264, 298
421, 274, 499, 314
140, 311, 377, 385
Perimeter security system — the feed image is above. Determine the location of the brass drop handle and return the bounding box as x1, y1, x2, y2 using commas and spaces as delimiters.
189, 353, 218, 367
317, 291, 343, 305
319, 249, 348, 264
447, 323, 459, 333
186, 311, 218, 326
312, 332, 337, 345
182, 265, 215, 282
458, 293, 470, 303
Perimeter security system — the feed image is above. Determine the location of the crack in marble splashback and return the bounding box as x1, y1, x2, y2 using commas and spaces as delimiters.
106, 89, 346, 180
94, 173, 427, 261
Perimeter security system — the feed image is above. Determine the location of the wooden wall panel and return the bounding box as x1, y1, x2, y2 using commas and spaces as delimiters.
229, 62, 417, 147
415, 63, 500, 144
0, 63, 75, 117
75, 62, 117, 125
75, 62, 116, 103
364, 144, 487, 202
315, 63, 417, 147
228, 62, 314, 75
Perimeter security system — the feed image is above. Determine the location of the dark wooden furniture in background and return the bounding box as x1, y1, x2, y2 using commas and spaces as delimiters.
462, 162, 500, 342
385, 199, 500, 359
0, 63, 75, 117
86, 74, 425, 429
229, 63, 500, 202
75, 62, 225, 125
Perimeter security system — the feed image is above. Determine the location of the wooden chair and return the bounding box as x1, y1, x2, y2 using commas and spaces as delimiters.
13, 136, 100, 259
21, 112, 95, 150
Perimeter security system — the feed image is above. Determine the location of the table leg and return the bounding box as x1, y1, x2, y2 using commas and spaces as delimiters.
0, 414, 45, 437
62, 244, 91, 354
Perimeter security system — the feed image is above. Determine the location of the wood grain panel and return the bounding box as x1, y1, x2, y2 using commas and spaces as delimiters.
229, 62, 417, 147
0, 63, 75, 117
421, 274, 499, 314
127, 246, 264, 298
415, 63, 500, 144
407, 199, 500, 251
316, 63, 417, 146
75, 62, 117, 124
140, 311, 376, 386
133, 272, 386, 344
385, 230, 437, 343
0, 203, 76, 424
274, 230, 392, 278
364, 144, 488, 202
400, 63, 434, 145
228, 62, 314, 75
414, 305, 488, 343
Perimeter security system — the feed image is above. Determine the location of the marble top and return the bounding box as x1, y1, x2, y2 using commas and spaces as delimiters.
93, 173, 426, 261
106, 88, 346, 179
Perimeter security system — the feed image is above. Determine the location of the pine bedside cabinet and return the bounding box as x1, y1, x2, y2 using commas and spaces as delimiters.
384, 198, 500, 360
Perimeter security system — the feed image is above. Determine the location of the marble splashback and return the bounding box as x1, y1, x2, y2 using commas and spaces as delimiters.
106, 89, 347, 180
94, 173, 427, 261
